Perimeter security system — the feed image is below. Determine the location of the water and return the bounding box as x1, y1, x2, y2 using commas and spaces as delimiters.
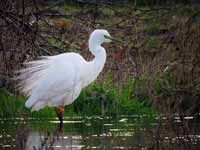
0, 116, 200, 150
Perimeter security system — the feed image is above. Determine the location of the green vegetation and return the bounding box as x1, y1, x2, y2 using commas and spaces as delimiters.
66, 75, 154, 116
0, 89, 27, 118
0, 75, 155, 118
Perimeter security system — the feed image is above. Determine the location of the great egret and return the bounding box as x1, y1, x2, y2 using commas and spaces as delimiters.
17, 29, 113, 124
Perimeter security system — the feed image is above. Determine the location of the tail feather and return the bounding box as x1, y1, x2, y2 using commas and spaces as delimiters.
15, 56, 53, 96
15, 55, 58, 111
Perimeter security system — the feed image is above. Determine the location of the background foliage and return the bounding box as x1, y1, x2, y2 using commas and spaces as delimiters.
0, 0, 200, 117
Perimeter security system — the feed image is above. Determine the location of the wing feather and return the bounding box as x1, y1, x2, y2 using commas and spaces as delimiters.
16, 53, 86, 111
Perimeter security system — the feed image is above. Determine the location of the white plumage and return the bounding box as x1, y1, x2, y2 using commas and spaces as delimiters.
16, 29, 112, 111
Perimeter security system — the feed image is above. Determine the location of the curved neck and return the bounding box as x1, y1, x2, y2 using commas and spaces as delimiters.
89, 45, 106, 72
88, 37, 106, 71
83, 39, 106, 87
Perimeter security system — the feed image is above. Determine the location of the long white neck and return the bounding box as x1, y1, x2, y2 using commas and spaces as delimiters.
83, 37, 106, 86
88, 35, 106, 66
90, 46, 106, 72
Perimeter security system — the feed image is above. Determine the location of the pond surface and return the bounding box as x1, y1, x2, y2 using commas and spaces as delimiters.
0, 115, 200, 150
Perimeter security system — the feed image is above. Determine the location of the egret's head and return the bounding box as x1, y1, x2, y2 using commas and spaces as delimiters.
89, 29, 112, 44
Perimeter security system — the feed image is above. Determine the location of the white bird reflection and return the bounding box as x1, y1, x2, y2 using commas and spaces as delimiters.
19, 127, 84, 150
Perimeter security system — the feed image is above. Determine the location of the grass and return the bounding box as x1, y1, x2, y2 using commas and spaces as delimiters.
0, 75, 155, 118
64, 75, 155, 117
0, 89, 27, 118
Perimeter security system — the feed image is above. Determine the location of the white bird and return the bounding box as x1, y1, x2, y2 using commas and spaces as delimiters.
17, 29, 113, 123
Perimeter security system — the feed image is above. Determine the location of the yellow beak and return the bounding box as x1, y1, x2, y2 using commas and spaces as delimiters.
104, 35, 123, 43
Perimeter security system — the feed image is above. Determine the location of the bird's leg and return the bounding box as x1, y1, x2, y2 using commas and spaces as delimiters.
55, 106, 64, 128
